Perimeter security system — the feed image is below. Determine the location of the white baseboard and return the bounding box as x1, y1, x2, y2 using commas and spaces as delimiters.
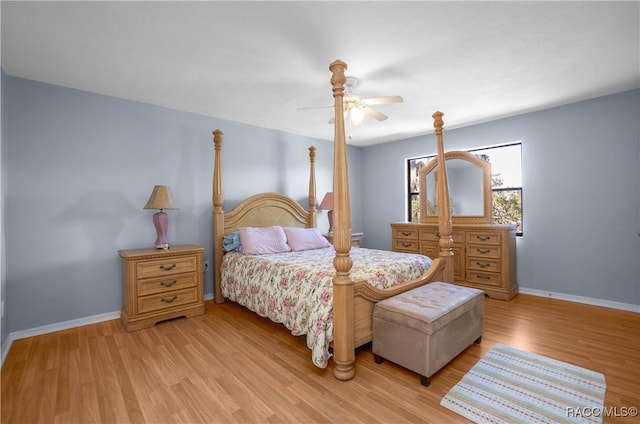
9, 292, 215, 343
1, 336, 12, 367
10, 310, 121, 341
519, 287, 640, 313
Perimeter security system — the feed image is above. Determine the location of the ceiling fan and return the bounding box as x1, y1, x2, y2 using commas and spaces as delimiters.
298, 76, 404, 127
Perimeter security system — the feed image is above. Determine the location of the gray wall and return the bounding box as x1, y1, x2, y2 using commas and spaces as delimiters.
2, 75, 638, 337
362, 89, 639, 306
4, 75, 363, 333
1, 70, 7, 350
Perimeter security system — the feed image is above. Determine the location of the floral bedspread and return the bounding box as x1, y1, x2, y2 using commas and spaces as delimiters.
220, 247, 433, 368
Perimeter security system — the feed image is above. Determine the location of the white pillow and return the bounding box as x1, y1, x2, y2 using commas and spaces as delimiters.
238, 226, 291, 255
283, 227, 331, 251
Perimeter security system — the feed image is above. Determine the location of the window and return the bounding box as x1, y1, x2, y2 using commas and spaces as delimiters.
407, 143, 523, 235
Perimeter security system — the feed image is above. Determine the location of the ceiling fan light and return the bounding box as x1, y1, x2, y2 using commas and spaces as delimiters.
349, 107, 365, 126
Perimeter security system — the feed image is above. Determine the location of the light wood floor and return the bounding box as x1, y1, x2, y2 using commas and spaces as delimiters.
2, 294, 639, 423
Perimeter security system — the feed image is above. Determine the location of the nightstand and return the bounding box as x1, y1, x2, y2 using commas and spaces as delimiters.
323, 232, 363, 247
118, 244, 205, 331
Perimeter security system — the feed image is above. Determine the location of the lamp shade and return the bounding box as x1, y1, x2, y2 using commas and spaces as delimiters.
144, 185, 178, 210
319, 192, 334, 210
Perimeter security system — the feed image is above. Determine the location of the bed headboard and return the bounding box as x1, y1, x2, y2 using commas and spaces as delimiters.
210, 129, 318, 302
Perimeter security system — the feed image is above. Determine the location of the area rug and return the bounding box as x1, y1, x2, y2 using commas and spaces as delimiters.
440, 344, 606, 424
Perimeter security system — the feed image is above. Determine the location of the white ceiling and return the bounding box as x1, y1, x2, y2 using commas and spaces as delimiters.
2, 1, 639, 146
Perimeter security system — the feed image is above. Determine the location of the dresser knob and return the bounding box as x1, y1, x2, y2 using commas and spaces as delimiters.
161, 296, 178, 303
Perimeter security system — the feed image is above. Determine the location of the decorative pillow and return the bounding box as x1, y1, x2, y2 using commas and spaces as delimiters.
238, 226, 291, 255
283, 227, 331, 251
222, 231, 242, 252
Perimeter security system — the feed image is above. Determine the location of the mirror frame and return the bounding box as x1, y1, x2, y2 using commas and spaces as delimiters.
418, 150, 492, 224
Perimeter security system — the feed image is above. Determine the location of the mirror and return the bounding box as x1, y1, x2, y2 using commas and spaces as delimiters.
419, 150, 492, 224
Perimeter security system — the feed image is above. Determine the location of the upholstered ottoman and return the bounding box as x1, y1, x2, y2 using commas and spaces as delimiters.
372, 282, 484, 386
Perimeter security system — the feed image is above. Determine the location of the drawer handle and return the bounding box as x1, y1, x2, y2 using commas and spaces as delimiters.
402, 242, 412, 247
476, 262, 490, 268
476, 236, 491, 241
160, 280, 177, 287
160, 263, 177, 271
161, 296, 178, 303
476, 248, 490, 254
401, 231, 412, 236
476, 274, 491, 280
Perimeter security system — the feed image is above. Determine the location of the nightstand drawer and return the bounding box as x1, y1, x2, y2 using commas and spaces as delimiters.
136, 256, 197, 279
137, 274, 197, 297
137, 287, 199, 314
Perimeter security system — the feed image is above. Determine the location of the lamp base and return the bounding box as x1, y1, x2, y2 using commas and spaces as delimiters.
152, 211, 170, 250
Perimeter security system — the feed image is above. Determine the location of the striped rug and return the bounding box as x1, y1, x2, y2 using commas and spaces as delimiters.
441, 344, 606, 424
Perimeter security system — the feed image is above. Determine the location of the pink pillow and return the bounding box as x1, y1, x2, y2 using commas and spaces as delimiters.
238, 226, 291, 255
283, 227, 331, 251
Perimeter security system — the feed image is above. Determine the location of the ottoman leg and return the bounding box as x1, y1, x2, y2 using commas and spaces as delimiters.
420, 375, 431, 387
374, 354, 384, 364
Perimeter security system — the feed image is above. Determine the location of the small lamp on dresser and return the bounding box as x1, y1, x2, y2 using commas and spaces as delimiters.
143, 185, 178, 249
319, 192, 334, 234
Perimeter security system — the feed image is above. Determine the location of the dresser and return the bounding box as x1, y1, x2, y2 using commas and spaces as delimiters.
391, 223, 517, 300
118, 244, 206, 331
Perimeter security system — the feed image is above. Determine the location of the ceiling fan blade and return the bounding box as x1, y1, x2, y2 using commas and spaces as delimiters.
364, 107, 388, 121
362, 95, 404, 105
297, 104, 333, 111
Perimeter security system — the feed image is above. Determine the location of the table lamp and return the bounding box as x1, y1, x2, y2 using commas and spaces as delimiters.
319, 192, 334, 234
144, 185, 178, 249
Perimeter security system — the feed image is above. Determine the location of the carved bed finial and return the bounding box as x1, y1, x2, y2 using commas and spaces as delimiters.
330, 60, 347, 100
432, 111, 444, 133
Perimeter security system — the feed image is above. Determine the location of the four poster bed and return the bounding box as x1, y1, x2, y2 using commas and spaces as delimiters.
211, 60, 454, 380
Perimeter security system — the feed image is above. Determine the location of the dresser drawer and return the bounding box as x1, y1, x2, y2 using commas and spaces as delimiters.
137, 274, 197, 297
467, 271, 501, 287
419, 229, 438, 242
393, 239, 419, 252
466, 232, 501, 245
467, 244, 501, 259
466, 257, 500, 273
136, 256, 197, 279
393, 227, 419, 240
137, 287, 199, 314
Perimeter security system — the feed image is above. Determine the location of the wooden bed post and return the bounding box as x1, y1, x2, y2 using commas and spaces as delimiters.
212, 129, 225, 304
308, 146, 317, 228
433, 112, 454, 283
329, 59, 355, 381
